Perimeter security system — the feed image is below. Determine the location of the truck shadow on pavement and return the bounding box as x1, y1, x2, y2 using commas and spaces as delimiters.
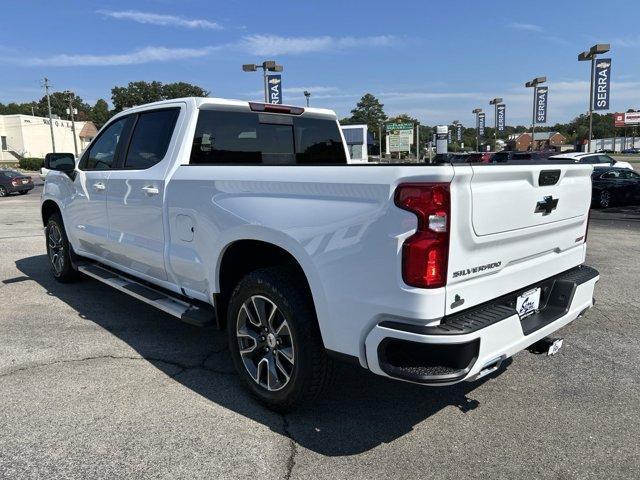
15, 254, 510, 457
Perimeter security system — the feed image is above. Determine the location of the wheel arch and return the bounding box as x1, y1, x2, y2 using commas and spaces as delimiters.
41, 199, 62, 226
215, 238, 326, 336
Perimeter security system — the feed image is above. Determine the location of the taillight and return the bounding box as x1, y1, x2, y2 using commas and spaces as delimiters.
395, 183, 450, 288
11, 179, 20, 186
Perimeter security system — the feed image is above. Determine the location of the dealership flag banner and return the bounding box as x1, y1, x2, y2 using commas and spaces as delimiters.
593, 58, 611, 111
497, 104, 506, 132
448, 129, 451, 144
535, 87, 548, 124
478, 113, 485, 136
456, 124, 462, 142
266, 74, 282, 104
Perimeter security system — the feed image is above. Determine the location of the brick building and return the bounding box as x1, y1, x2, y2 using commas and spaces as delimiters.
507, 131, 566, 151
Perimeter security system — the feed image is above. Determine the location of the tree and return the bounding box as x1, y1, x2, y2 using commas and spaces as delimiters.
90, 99, 111, 128
349, 93, 387, 133
36, 92, 91, 121
111, 80, 209, 112
161, 82, 209, 100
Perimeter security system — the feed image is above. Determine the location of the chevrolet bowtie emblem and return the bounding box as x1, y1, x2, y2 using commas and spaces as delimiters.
535, 196, 559, 215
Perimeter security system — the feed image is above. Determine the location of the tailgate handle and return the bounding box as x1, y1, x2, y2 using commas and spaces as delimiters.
539, 169, 561, 186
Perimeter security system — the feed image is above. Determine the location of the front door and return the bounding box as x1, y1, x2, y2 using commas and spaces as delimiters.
106, 107, 182, 282
64, 116, 129, 258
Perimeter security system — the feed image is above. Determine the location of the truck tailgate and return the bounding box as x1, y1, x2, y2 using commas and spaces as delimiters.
445, 164, 592, 316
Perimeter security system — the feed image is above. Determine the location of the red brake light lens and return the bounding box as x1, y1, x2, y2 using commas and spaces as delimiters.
395, 183, 451, 288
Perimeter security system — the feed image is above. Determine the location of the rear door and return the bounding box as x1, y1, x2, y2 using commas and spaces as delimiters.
445, 163, 592, 315
106, 106, 182, 282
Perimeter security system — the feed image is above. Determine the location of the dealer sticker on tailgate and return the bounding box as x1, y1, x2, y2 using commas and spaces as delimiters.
516, 287, 541, 318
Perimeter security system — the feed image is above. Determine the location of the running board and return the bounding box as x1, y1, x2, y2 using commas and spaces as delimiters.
78, 264, 214, 327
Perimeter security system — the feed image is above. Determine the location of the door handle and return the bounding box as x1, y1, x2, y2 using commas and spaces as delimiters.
141, 185, 159, 196
92, 182, 106, 191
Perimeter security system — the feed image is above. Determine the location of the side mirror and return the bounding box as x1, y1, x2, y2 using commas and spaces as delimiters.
44, 153, 76, 174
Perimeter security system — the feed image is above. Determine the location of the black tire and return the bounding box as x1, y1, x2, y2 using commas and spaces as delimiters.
598, 189, 612, 208
227, 267, 333, 412
0, 185, 7, 197
19, 190, 29, 195
45, 213, 79, 283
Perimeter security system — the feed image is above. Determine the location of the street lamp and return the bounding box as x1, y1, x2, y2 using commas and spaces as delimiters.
525, 76, 546, 151
489, 97, 503, 150
303, 90, 311, 107
579, 43, 610, 152
472, 108, 482, 152
242, 60, 284, 103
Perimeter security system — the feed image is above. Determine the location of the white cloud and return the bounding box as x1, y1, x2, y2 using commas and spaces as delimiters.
239, 34, 397, 55
18, 46, 220, 67
508, 22, 544, 33
97, 10, 222, 30
613, 36, 640, 48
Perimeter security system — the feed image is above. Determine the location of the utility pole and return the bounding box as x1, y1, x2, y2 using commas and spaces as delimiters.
43, 77, 56, 153
65, 91, 79, 157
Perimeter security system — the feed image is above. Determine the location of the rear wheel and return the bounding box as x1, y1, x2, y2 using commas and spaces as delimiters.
227, 267, 333, 412
45, 213, 79, 283
0, 186, 7, 197
599, 190, 612, 208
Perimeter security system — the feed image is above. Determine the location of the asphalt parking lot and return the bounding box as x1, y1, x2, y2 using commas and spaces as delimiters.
1, 185, 639, 479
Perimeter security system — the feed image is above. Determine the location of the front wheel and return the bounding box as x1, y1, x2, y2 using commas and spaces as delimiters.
45, 213, 79, 283
227, 267, 333, 412
599, 190, 612, 208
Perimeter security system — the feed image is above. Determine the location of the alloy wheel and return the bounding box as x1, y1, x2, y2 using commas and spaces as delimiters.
48, 224, 65, 274
236, 295, 295, 392
600, 190, 611, 208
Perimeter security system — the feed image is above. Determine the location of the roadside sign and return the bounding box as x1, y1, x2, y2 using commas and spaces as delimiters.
387, 122, 413, 152
593, 58, 612, 111
456, 124, 462, 142
266, 74, 282, 104
535, 87, 548, 124
478, 113, 485, 136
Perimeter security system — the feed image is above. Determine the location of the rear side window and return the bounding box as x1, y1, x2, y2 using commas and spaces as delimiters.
190, 110, 346, 165
124, 109, 179, 170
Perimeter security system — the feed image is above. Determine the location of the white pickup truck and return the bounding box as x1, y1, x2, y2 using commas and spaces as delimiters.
41, 97, 599, 411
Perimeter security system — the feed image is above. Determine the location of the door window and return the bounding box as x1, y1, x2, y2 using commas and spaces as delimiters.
83, 118, 127, 170
124, 109, 179, 170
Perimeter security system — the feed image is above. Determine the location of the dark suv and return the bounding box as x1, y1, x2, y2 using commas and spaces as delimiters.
0, 170, 34, 197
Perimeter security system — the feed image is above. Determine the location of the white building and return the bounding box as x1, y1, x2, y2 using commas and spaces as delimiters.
0, 114, 97, 162
340, 124, 371, 163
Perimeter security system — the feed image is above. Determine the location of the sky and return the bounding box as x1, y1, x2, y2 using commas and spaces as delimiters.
1, 0, 640, 127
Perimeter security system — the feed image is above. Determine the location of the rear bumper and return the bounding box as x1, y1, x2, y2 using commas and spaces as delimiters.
8, 182, 34, 192
365, 265, 599, 385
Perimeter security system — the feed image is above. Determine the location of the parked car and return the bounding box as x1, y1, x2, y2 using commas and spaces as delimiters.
447, 152, 484, 163
489, 151, 553, 163
0, 170, 34, 197
621, 147, 640, 154
549, 152, 634, 170
591, 167, 640, 208
41, 97, 599, 410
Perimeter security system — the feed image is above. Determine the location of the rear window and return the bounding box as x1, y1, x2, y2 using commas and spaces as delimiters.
125, 109, 179, 170
190, 110, 347, 165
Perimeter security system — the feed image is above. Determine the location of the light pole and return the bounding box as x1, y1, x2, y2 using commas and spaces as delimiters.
489, 97, 503, 150
525, 77, 546, 151
579, 44, 610, 152
472, 108, 482, 152
242, 60, 284, 102
303, 90, 311, 107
